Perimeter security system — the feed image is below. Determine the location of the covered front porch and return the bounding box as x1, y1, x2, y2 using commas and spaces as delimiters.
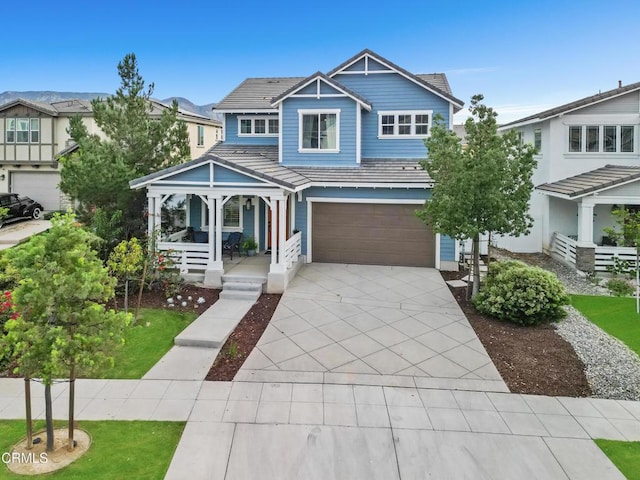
538, 165, 640, 273
130, 152, 308, 293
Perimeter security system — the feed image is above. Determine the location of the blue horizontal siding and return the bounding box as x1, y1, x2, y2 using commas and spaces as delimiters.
334, 72, 450, 159
440, 235, 456, 262
213, 164, 263, 184
225, 113, 279, 145
281, 97, 357, 166
168, 164, 209, 183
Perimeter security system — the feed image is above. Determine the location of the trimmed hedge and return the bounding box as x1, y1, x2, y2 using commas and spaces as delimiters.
474, 261, 569, 325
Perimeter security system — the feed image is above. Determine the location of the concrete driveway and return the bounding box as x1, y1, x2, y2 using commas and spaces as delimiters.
0, 219, 51, 250
238, 263, 506, 391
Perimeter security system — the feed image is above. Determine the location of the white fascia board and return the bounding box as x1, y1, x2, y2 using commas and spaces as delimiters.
307, 182, 433, 189
498, 118, 543, 131
306, 197, 426, 204
271, 76, 372, 111
131, 159, 214, 189
210, 160, 294, 191
330, 54, 463, 110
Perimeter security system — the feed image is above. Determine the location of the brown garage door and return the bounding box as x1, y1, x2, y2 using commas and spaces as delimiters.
312, 203, 435, 267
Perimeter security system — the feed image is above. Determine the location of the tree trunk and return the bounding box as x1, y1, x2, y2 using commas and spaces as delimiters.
124, 278, 129, 314
24, 377, 33, 450
472, 233, 481, 298
44, 383, 54, 452
135, 260, 149, 323
486, 232, 493, 271
68, 363, 76, 451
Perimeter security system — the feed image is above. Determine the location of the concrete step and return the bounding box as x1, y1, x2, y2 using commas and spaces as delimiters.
221, 274, 267, 284
223, 281, 264, 292
219, 289, 261, 302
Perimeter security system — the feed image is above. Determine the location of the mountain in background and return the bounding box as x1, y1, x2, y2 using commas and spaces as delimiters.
0, 91, 220, 121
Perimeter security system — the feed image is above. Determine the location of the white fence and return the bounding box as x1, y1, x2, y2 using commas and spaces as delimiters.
594, 245, 638, 273
157, 242, 210, 272
552, 233, 577, 265
284, 232, 302, 268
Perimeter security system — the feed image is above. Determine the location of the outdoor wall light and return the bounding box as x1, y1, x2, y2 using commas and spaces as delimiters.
0, 174, 5, 181
245, 198, 252, 210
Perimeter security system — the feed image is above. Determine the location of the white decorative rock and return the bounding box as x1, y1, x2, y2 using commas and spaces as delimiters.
177, 295, 183, 300
197, 297, 205, 304
187, 296, 193, 301
181, 301, 187, 307
167, 298, 174, 304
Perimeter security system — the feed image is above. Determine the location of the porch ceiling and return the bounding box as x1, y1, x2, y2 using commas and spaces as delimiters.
536, 164, 640, 199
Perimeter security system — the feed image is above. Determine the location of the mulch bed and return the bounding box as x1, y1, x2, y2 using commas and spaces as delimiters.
116, 284, 220, 312
205, 294, 281, 381
441, 270, 591, 397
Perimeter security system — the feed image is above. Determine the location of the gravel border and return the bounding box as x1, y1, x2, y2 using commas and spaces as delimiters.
494, 249, 640, 400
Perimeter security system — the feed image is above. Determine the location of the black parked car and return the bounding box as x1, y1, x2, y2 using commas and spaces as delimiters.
0, 193, 43, 227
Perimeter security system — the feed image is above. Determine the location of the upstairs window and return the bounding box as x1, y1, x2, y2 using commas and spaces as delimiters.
5, 118, 39, 143
197, 125, 204, 146
534, 128, 542, 152
568, 125, 635, 153
378, 111, 432, 138
298, 110, 339, 152
238, 116, 279, 136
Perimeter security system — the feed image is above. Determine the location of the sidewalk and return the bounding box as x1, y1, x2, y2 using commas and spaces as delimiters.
0, 378, 636, 479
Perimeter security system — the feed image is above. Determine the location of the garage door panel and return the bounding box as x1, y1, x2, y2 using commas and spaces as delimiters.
11, 172, 61, 211
312, 203, 435, 267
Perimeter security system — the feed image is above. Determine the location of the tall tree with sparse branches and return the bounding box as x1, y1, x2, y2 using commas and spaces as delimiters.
60, 53, 190, 240
417, 94, 537, 297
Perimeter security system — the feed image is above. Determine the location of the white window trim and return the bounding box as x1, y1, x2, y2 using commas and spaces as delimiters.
377, 110, 433, 139
201, 196, 244, 232
197, 125, 205, 147
237, 115, 279, 137
298, 109, 341, 153
7, 117, 40, 144
566, 124, 636, 154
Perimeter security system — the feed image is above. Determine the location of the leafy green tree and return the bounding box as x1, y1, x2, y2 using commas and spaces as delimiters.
60, 53, 190, 241
604, 208, 640, 312
2, 213, 131, 452
108, 238, 143, 314
418, 95, 537, 297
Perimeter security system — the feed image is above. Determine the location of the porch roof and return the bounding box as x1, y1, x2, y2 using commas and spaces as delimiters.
536, 164, 640, 199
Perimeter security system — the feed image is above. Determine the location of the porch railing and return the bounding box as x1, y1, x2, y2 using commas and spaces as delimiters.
157, 241, 210, 272
284, 231, 302, 268
552, 233, 577, 265
594, 245, 638, 272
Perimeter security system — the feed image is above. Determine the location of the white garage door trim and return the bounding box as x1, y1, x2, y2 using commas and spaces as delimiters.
306, 197, 440, 269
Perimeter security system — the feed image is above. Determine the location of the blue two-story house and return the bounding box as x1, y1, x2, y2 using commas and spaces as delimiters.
130, 50, 464, 292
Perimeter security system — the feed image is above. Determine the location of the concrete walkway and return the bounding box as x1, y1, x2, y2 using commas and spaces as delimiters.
0, 220, 51, 250
0, 378, 635, 478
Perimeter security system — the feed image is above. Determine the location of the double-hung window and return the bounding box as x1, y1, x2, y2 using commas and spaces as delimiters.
568, 125, 635, 153
534, 128, 542, 152
5, 118, 39, 143
298, 109, 339, 152
378, 111, 433, 138
238, 116, 279, 136
202, 196, 241, 230
197, 125, 205, 146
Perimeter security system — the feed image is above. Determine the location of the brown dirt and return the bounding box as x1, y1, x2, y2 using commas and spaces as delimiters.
205, 294, 281, 381
114, 284, 220, 313
6, 428, 91, 475
441, 270, 592, 397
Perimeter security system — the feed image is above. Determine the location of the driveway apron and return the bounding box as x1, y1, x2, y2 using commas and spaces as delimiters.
238, 263, 506, 391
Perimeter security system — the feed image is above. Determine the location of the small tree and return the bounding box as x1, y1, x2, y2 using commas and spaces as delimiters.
108, 238, 143, 314
2, 213, 131, 452
604, 208, 640, 313
418, 95, 537, 297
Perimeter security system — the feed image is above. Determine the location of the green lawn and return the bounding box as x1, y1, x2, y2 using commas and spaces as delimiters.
0, 420, 185, 479
571, 295, 640, 356
596, 439, 640, 479
86, 308, 197, 379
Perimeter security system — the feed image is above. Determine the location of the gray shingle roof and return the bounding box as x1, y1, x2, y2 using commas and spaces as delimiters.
49, 99, 93, 114
0, 98, 59, 116
415, 74, 451, 95
270, 72, 372, 110
501, 81, 640, 128
214, 77, 305, 111
291, 159, 432, 184
536, 165, 640, 198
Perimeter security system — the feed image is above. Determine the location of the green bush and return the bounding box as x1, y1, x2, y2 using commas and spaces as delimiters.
606, 278, 635, 297
474, 261, 569, 325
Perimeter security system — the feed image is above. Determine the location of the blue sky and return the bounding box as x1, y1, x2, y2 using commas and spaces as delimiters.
5, 0, 640, 123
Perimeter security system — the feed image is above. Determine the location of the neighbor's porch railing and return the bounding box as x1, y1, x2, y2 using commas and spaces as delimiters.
552, 233, 577, 265
594, 245, 638, 272
284, 231, 302, 268
157, 241, 210, 272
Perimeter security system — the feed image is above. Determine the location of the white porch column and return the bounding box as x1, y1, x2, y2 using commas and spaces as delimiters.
153, 194, 162, 239
278, 196, 287, 266
270, 197, 278, 268
147, 193, 156, 239
577, 201, 596, 246
215, 196, 223, 264
203, 194, 223, 287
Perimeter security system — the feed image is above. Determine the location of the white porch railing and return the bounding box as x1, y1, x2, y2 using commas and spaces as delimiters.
284, 231, 302, 268
594, 245, 638, 272
157, 241, 210, 272
163, 228, 188, 242
552, 233, 577, 265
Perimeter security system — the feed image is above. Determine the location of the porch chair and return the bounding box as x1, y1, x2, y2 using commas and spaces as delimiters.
223, 232, 243, 260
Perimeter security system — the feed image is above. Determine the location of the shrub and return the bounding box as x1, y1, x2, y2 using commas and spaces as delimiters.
474, 261, 569, 325
606, 278, 635, 297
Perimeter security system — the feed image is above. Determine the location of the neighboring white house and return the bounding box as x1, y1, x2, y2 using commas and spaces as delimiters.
496, 81, 640, 272
0, 98, 222, 211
